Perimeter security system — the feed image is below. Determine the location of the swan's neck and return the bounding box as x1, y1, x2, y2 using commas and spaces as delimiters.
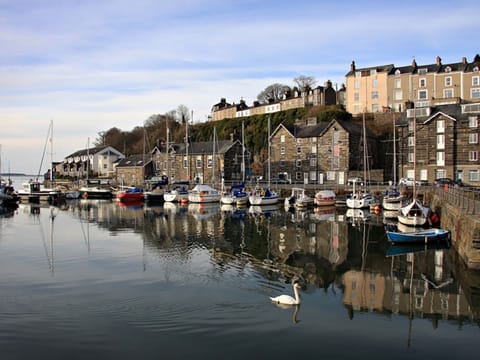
293, 286, 300, 304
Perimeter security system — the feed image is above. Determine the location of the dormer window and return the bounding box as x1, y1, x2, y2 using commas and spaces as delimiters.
418, 68, 428, 75
395, 69, 401, 76
445, 66, 452, 73
473, 66, 479, 73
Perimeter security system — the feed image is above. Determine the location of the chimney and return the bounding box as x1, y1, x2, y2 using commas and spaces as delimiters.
436, 56, 442, 66
462, 57, 467, 64
350, 60, 356, 72
412, 58, 417, 69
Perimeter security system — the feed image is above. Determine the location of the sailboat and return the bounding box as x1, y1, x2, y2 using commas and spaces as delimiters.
382, 113, 406, 212
397, 103, 429, 227
220, 122, 248, 206
346, 113, 375, 209
188, 127, 221, 203
17, 121, 65, 203
78, 138, 113, 199
248, 116, 279, 206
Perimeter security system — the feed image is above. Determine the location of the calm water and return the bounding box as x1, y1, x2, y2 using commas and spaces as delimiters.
0, 178, 479, 359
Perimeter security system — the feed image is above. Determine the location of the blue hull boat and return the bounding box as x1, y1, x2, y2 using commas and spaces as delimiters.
386, 228, 450, 244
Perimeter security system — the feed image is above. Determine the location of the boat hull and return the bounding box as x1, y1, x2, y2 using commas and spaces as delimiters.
386, 229, 450, 244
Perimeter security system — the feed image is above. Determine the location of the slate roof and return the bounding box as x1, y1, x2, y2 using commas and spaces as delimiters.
171, 140, 239, 155
116, 154, 152, 167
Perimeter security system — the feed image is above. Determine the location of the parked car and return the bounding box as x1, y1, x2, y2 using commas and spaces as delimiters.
398, 177, 423, 187
434, 178, 464, 187
271, 177, 290, 184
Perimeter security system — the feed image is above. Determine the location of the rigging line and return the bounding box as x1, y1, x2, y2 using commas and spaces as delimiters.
36, 121, 53, 181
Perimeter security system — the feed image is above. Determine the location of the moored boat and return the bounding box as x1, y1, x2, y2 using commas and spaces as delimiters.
284, 187, 314, 209
188, 184, 221, 203
314, 190, 336, 207
116, 187, 144, 202
386, 228, 450, 244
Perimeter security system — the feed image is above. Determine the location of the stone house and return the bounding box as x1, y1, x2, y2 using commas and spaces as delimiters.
151, 140, 245, 185
115, 154, 155, 187
270, 118, 380, 185
397, 102, 479, 186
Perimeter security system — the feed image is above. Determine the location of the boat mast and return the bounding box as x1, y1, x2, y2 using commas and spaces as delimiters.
267, 115, 271, 188
362, 111, 367, 191
187, 111, 191, 181
212, 127, 216, 186
242, 121, 245, 183
393, 113, 397, 185
413, 100, 417, 199
50, 120, 54, 185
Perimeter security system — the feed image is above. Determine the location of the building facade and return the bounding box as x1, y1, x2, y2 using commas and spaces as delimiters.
211, 80, 343, 122
269, 118, 380, 185
59, 146, 124, 178
345, 54, 480, 116
397, 102, 479, 186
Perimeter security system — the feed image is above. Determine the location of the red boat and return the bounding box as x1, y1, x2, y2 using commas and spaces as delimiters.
116, 187, 144, 202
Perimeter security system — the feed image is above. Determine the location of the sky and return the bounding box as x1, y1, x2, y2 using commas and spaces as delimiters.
0, 0, 478, 175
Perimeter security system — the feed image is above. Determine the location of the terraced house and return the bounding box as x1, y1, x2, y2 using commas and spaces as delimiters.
269, 118, 381, 185
345, 54, 480, 115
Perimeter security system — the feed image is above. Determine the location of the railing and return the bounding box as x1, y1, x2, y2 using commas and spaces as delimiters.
430, 186, 480, 215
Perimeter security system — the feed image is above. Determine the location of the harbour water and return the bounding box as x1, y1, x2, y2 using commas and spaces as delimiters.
0, 177, 479, 359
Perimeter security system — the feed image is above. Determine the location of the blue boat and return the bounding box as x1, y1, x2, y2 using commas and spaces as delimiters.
386, 228, 450, 244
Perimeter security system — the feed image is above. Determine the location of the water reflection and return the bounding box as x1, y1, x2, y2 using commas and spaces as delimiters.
11, 201, 480, 325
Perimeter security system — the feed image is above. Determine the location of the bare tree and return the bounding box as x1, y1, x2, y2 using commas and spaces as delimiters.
176, 104, 190, 124
257, 83, 290, 103
293, 75, 317, 92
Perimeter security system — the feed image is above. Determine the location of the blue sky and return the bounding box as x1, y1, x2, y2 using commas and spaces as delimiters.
0, 0, 478, 174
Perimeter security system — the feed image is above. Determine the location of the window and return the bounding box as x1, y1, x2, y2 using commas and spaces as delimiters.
310, 171, 317, 181
437, 134, 445, 149
419, 78, 426, 87
469, 133, 478, 144
437, 152, 445, 166
472, 88, 480, 98
296, 146, 301, 154
408, 152, 414, 163
103, 164, 107, 169
354, 92, 360, 101
372, 104, 379, 112
469, 169, 479, 182
195, 157, 202, 168
408, 136, 414, 146
445, 66, 452, 73
280, 146, 285, 155
310, 158, 317, 167
280, 135, 285, 143
371, 91, 379, 99
418, 68, 428, 75
280, 160, 285, 167
473, 76, 479, 86
296, 160, 302, 167
469, 116, 478, 128
183, 156, 188, 168
207, 155, 213, 168
295, 172, 302, 181
355, 71, 361, 78
437, 120, 445, 133
354, 80, 360, 89
354, 105, 361, 113
394, 79, 401, 88
445, 77, 452, 86
372, 79, 378, 88
370, 69, 377, 76
394, 90, 402, 100
444, 89, 454, 98
469, 151, 478, 161
418, 90, 428, 100
395, 69, 401, 76
311, 145, 317, 154
408, 120, 414, 132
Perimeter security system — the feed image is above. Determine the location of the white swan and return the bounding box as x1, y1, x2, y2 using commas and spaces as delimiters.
270, 283, 301, 305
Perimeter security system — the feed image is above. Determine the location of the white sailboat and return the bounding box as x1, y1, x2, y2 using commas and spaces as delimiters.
346, 113, 375, 209
382, 113, 405, 212
398, 102, 429, 227
248, 116, 279, 206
